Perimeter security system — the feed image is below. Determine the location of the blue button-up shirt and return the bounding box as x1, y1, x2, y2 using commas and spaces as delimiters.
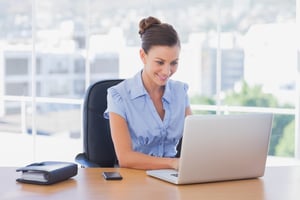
104, 71, 190, 157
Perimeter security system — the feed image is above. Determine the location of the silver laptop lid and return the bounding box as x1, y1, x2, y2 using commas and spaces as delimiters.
177, 113, 273, 184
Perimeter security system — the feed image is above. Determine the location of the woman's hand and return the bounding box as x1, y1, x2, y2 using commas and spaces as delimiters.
171, 158, 179, 170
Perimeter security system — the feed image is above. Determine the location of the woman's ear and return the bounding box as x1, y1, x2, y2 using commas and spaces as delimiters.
139, 48, 147, 65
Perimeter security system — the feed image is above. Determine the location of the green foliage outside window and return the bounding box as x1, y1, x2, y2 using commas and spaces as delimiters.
276, 120, 295, 157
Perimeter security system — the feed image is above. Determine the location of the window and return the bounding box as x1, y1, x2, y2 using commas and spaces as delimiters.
5, 58, 29, 75
90, 53, 119, 74
5, 82, 29, 96
0, 0, 299, 166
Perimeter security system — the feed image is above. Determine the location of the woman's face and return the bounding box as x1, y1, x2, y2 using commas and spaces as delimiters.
140, 45, 180, 86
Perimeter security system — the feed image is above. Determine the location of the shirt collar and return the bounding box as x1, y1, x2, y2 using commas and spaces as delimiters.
129, 70, 172, 104
163, 82, 171, 104
129, 70, 147, 100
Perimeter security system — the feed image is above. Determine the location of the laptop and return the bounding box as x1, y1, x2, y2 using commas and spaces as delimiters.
146, 113, 273, 185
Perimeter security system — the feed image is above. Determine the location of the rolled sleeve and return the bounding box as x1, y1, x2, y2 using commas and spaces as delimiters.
104, 87, 126, 120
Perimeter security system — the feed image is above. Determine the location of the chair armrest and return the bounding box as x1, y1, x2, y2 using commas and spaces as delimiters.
75, 153, 101, 168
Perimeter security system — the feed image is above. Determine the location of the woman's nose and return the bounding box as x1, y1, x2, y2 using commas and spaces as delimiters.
162, 65, 171, 76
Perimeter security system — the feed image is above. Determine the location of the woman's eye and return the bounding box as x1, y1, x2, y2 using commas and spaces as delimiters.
156, 61, 164, 65
171, 61, 178, 66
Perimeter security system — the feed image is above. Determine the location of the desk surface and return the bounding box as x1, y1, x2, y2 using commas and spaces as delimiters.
1, 166, 300, 200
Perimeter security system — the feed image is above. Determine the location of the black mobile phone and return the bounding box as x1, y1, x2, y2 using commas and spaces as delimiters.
102, 172, 123, 180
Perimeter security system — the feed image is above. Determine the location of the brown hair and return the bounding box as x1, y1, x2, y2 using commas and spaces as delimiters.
138, 16, 180, 53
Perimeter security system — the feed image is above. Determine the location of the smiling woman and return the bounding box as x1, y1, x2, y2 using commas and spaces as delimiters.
104, 16, 192, 170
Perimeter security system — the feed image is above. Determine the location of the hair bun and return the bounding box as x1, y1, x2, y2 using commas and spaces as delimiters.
138, 16, 161, 37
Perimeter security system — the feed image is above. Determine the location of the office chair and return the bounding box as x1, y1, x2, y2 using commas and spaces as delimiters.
75, 79, 123, 167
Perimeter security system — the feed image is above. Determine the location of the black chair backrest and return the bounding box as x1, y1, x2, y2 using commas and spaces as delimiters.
83, 79, 123, 167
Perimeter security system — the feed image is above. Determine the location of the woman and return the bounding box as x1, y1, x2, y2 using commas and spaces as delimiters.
104, 16, 192, 170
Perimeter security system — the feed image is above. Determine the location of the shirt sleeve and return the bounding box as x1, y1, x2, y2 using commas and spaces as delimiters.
103, 87, 126, 120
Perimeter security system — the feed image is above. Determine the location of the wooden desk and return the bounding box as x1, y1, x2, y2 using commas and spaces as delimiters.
1, 166, 300, 200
